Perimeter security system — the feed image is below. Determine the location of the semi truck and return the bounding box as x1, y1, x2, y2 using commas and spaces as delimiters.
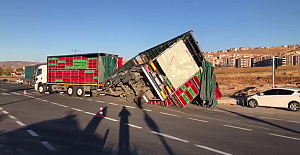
24, 64, 46, 86
35, 53, 123, 97
100, 30, 222, 108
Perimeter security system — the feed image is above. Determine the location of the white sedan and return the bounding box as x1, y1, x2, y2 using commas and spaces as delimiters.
247, 87, 300, 111
16, 78, 24, 84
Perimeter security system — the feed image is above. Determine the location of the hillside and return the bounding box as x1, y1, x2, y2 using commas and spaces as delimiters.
0, 61, 38, 68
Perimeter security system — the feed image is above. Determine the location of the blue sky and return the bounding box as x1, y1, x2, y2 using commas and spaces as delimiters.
0, 0, 299, 61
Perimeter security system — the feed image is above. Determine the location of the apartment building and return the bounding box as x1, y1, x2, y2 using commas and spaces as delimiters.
239, 47, 252, 51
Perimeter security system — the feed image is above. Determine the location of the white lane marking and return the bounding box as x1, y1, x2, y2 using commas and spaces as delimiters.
0, 107, 2, 110
194, 144, 232, 155
268, 133, 300, 141
2, 88, 7, 91
125, 105, 136, 109
86, 99, 93, 101
260, 116, 300, 124
16, 121, 25, 126
0, 93, 10, 95
78, 97, 83, 99
188, 117, 208, 123
287, 120, 300, 124
27, 130, 39, 137
71, 108, 83, 112
85, 111, 96, 115
160, 112, 181, 117
2, 111, 9, 114
142, 109, 152, 112
8, 115, 16, 119
223, 125, 253, 131
96, 100, 105, 103
11, 92, 21, 95
26, 95, 35, 98
109, 103, 118, 105
125, 123, 142, 129
151, 131, 189, 143
49, 102, 68, 108
41, 141, 57, 151
104, 117, 118, 122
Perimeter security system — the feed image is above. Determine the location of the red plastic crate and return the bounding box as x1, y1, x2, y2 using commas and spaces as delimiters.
58, 57, 66, 61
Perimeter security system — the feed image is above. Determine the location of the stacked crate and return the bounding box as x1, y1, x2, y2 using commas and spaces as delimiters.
173, 72, 201, 106
47, 56, 98, 84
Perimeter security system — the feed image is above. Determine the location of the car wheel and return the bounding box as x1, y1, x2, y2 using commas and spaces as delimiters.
288, 101, 299, 111
67, 86, 74, 96
76, 87, 84, 97
38, 84, 45, 94
248, 99, 258, 108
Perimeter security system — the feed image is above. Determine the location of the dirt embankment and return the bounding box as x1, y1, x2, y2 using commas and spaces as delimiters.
216, 66, 300, 97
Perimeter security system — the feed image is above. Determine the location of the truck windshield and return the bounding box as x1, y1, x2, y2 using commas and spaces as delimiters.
37, 69, 42, 76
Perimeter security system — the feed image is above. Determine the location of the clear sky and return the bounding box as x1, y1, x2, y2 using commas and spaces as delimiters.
0, 0, 299, 61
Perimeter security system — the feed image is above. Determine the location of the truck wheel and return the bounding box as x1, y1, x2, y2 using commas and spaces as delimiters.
38, 84, 45, 94
76, 87, 85, 97
67, 86, 74, 96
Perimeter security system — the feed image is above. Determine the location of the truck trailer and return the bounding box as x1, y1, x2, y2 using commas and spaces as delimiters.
101, 30, 222, 108
35, 53, 123, 97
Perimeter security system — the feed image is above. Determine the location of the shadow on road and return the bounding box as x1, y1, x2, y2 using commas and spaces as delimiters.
0, 94, 51, 107
0, 112, 113, 155
118, 106, 138, 155
137, 103, 176, 155
218, 108, 300, 134
0, 114, 5, 123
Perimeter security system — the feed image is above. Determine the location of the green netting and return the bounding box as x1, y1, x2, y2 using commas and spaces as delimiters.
181, 85, 187, 91
55, 79, 63, 82
49, 63, 58, 66
188, 87, 197, 98
182, 93, 190, 103
166, 77, 173, 88
85, 70, 94, 73
101, 56, 117, 80
74, 60, 88, 63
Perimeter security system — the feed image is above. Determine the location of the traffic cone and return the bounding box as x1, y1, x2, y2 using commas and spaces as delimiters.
97, 106, 104, 117
23, 89, 27, 95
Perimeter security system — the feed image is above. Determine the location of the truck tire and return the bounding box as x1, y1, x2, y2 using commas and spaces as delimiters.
67, 86, 74, 96
76, 86, 85, 97
38, 84, 45, 94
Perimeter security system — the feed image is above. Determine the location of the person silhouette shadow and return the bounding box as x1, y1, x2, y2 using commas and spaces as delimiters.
118, 106, 131, 155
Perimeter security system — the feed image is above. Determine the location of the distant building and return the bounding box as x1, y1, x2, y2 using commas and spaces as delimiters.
239, 47, 251, 51
229, 48, 238, 52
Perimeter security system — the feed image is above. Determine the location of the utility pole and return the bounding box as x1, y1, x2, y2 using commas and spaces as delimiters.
272, 56, 275, 88
71, 49, 79, 54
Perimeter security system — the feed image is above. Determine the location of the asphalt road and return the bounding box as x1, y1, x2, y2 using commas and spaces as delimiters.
1, 81, 300, 155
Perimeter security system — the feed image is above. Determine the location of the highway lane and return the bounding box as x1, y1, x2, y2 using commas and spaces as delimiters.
0, 85, 214, 155
1, 82, 300, 155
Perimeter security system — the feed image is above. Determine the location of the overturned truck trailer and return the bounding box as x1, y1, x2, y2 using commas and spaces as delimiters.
101, 30, 222, 108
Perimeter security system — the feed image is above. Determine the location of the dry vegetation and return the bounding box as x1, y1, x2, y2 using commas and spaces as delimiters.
216, 66, 300, 96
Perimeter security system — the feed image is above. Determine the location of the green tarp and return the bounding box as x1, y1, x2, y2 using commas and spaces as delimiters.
200, 61, 217, 107
101, 56, 117, 81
